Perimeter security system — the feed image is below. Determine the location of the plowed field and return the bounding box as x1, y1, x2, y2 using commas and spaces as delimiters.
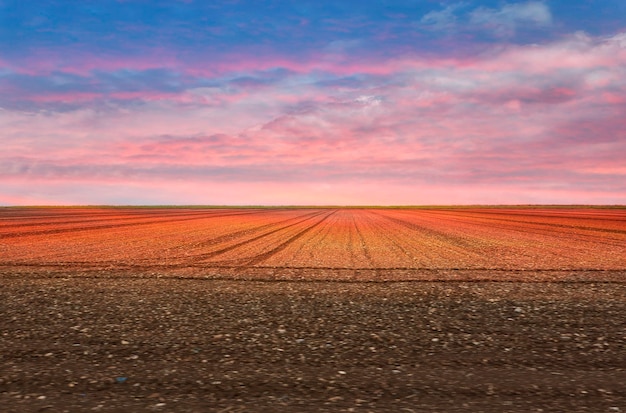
2, 207, 626, 412
1, 207, 625, 281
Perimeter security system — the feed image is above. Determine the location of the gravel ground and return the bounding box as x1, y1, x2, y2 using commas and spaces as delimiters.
1, 276, 625, 412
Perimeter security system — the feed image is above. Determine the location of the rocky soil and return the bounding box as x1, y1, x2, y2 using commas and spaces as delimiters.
1, 276, 625, 412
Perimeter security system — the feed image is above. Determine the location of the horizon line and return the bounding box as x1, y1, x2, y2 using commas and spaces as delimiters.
2, 204, 626, 209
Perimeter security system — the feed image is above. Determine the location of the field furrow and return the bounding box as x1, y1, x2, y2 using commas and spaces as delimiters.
244, 209, 338, 266
0, 209, 267, 238
262, 209, 374, 269
185, 210, 329, 264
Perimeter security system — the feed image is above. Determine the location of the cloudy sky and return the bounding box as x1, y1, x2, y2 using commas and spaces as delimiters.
1, 0, 625, 205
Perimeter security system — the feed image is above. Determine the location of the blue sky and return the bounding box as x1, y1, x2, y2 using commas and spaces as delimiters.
3, 1, 624, 55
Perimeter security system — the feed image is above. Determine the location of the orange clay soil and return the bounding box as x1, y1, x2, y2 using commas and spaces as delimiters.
1, 207, 625, 281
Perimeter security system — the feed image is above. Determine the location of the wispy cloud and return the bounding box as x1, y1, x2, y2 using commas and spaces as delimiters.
470, 1, 552, 36
420, 1, 552, 38
420, 3, 468, 32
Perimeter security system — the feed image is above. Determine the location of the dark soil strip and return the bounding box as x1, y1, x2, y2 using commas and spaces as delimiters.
1, 277, 624, 412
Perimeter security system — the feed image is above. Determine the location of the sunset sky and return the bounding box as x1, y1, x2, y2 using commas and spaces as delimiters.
1, 0, 625, 205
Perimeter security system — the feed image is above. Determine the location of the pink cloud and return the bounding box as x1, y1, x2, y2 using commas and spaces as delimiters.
2, 32, 626, 204
4, 45, 460, 79
10, 48, 182, 76
473, 32, 626, 74
4, 32, 625, 85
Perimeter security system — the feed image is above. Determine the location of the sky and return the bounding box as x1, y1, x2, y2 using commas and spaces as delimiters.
1, 0, 625, 205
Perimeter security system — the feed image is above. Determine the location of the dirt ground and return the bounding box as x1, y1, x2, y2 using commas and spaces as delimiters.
1, 275, 625, 412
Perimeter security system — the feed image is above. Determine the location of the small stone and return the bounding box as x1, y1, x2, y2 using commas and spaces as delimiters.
121, 340, 130, 345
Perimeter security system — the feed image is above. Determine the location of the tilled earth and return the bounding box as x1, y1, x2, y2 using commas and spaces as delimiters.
1, 276, 625, 412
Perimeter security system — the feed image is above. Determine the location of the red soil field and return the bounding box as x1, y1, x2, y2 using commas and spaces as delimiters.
1, 207, 625, 281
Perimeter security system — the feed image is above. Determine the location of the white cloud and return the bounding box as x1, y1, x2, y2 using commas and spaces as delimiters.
606, 32, 626, 48
470, 1, 552, 37
420, 3, 467, 31
355, 95, 382, 106
420, 1, 552, 37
